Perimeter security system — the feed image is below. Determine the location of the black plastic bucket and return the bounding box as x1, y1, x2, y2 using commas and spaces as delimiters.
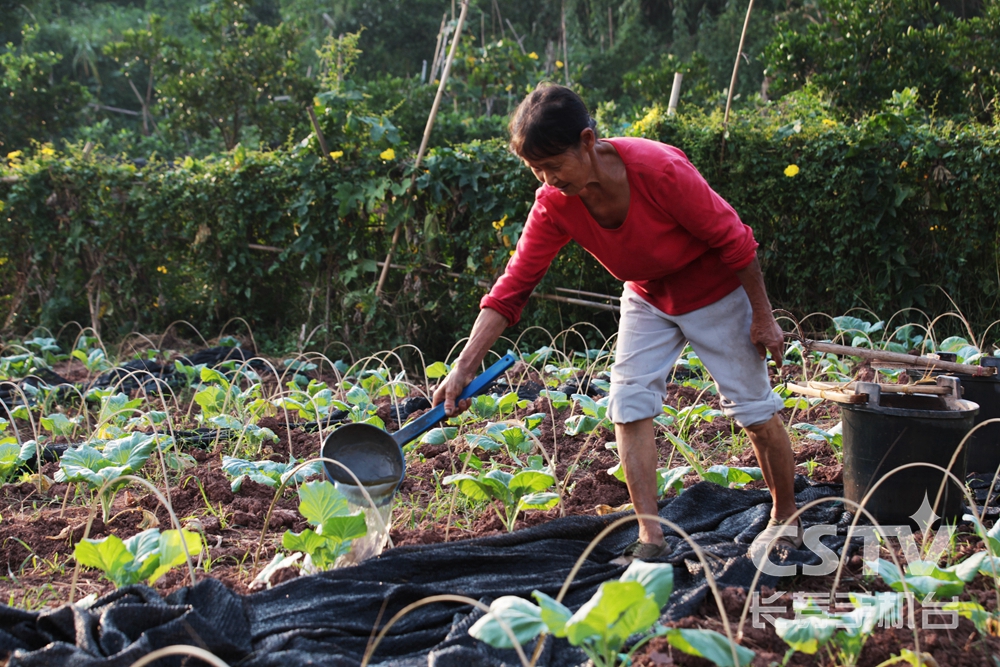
905, 356, 1000, 474
842, 376, 978, 527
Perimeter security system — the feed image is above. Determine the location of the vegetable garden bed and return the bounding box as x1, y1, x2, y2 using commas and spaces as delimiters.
0, 318, 998, 666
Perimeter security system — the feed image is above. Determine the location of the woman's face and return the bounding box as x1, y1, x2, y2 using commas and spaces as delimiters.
521, 129, 596, 197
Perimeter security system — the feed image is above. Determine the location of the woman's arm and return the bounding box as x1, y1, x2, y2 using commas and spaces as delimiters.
431, 307, 509, 415
735, 255, 784, 369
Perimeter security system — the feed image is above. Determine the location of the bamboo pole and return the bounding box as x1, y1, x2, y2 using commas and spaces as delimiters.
561, 0, 570, 86
374, 0, 470, 298
723, 0, 755, 129
800, 339, 995, 377
667, 73, 683, 115
429, 13, 446, 83
608, 7, 614, 49
786, 383, 867, 404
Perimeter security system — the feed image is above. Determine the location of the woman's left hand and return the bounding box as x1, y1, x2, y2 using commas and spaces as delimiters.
750, 313, 785, 369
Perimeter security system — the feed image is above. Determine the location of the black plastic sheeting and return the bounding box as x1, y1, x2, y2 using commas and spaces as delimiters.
0, 478, 857, 667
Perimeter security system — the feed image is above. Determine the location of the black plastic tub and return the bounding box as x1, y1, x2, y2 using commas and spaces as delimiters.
842, 376, 979, 527
905, 356, 1000, 475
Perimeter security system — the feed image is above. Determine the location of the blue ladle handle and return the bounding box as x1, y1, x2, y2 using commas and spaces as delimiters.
391, 353, 517, 447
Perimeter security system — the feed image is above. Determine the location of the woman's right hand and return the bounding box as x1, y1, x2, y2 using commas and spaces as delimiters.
432, 367, 475, 417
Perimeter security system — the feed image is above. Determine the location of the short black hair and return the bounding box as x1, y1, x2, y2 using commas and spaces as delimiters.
508, 84, 597, 161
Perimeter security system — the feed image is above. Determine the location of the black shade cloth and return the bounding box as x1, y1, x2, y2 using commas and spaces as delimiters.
1, 479, 855, 666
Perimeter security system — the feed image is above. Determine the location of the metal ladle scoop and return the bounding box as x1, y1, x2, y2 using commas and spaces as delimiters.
322, 353, 517, 505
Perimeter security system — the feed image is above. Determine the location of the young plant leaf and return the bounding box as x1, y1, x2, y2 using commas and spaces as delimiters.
468, 595, 545, 649
666, 628, 756, 666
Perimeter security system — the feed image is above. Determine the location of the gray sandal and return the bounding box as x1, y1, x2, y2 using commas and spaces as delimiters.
752, 517, 804, 552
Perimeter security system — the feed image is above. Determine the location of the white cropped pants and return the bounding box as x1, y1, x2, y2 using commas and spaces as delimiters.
607, 285, 784, 428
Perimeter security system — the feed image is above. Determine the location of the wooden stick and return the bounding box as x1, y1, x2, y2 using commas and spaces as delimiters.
807, 380, 954, 396
307, 106, 332, 161
375, 0, 470, 298
801, 339, 994, 377
786, 383, 867, 404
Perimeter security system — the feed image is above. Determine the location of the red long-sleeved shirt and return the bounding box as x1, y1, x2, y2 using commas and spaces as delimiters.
480, 137, 759, 325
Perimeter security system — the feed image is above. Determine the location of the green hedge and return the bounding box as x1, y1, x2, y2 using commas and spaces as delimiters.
3, 95, 999, 355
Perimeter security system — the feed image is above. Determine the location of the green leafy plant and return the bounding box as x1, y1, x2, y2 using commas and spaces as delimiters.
464, 415, 544, 454
40, 412, 81, 438
565, 394, 611, 436
443, 465, 560, 532
793, 422, 843, 455
538, 390, 571, 410
94, 392, 144, 439
281, 480, 368, 570
22, 337, 66, 366
195, 366, 266, 423
469, 560, 754, 667
0, 421, 37, 483
832, 315, 885, 348
867, 553, 986, 600
54, 433, 160, 521
274, 378, 338, 421
74, 527, 202, 587
700, 465, 764, 489
220, 455, 322, 492
655, 403, 724, 441
71, 345, 112, 374
775, 593, 900, 666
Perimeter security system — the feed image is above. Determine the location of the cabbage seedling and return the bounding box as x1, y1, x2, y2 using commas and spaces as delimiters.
221, 455, 322, 492
776, 594, 900, 666
867, 553, 986, 600
282, 480, 367, 569
0, 425, 37, 484
55, 432, 160, 521
470, 560, 754, 667
40, 412, 81, 438
564, 394, 610, 436
443, 466, 559, 532
74, 527, 202, 587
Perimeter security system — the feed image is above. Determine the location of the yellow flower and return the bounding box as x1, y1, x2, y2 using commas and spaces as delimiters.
40, 146, 55, 157
505, 83, 513, 92
380, 148, 395, 160
821, 119, 837, 127
6, 150, 23, 161
330, 150, 344, 159
492, 214, 508, 231
899, 160, 908, 169
784, 164, 800, 177
509, 250, 515, 256
555, 60, 564, 68
156, 266, 168, 274
528, 52, 538, 60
